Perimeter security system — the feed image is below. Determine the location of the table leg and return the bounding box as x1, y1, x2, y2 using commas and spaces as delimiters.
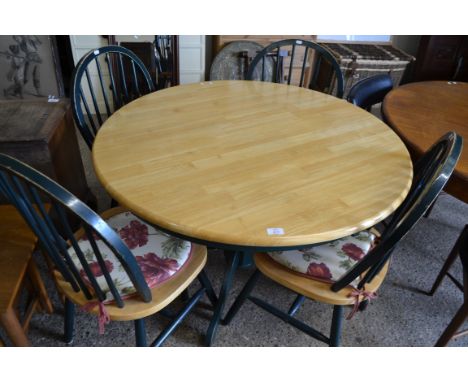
204, 251, 240, 346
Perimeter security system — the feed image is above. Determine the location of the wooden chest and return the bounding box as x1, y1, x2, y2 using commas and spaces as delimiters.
0, 99, 95, 207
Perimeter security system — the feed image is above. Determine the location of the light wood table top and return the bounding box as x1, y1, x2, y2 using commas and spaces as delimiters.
93, 80, 412, 248
383, 81, 468, 203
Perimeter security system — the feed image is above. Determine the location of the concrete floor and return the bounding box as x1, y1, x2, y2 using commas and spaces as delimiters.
4, 125, 467, 347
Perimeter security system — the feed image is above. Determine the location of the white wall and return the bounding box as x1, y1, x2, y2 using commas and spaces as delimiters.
317, 35, 391, 42
69, 35, 107, 64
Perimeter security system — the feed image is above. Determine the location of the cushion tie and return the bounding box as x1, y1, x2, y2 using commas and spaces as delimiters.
346, 289, 377, 320
81, 301, 110, 334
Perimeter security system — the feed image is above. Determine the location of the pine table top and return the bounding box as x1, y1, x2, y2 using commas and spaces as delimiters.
93, 80, 412, 248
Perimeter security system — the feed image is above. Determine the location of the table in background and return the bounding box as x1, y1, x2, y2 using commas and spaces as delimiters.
93, 80, 413, 345
383, 81, 468, 203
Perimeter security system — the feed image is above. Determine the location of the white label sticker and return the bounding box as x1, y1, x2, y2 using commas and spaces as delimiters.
267, 228, 285, 235
94, 49, 100, 55
296, 40, 303, 44
48, 95, 59, 103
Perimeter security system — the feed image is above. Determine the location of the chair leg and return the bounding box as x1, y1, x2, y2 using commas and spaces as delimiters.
0, 308, 30, 346
204, 251, 240, 346
429, 231, 463, 296
134, 319, 147, 347
152, 287, 205, 347
288, 294, 306, 317
329, 305, 344, 347
223, 269, 261, 325
435, 303, 468, 346
64, 298, 75, 344
197, 270, 218, 308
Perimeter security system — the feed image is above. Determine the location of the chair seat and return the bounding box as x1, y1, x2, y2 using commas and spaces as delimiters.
68, 208, 193, 303
57, 207, 207, 321
267, 231, 376, 287
258, 230, 388, 305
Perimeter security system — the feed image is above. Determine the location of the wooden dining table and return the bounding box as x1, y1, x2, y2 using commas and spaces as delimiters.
92, 80, 413, 345
383, 81, 468, 203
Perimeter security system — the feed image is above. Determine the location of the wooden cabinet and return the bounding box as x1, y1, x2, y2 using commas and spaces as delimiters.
414, 35, 468, 81
0, 99, 95, 208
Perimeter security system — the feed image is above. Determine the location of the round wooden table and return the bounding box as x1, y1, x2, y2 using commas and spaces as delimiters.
93, 80, 413, 345
383, 81, 468, 203
93, 80, 412, 248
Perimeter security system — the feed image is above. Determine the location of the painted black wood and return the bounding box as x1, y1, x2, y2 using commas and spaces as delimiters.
0, 153, 152, 306
430, 225, 468, 296
347, 74, 393, 111
332, 132, 463, 292
430, 225, 468, 346
71, 46, 155, 149
0, 153, 218, 346
247, 39, 345, 98
222, 132, 463, 346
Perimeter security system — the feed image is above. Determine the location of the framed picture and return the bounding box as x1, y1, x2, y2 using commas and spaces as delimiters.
0, 35, 64, 100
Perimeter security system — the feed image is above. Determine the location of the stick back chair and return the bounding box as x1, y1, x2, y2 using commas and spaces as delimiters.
246, 39, 345, 98
0, 154, 217, 346
71, 45, 155, 149
429, 224, 468, 346
347, 74, 393, 111
223, 132, 463, 346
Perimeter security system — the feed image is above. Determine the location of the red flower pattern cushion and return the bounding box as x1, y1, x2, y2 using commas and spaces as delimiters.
68, 212, 193, 303
267, 231, 376, 288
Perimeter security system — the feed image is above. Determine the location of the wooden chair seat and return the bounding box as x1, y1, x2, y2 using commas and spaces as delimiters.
0, 205, 53, 346
55, 245, 206, 321
255, 252, 388, 306
54, 206, 207, 321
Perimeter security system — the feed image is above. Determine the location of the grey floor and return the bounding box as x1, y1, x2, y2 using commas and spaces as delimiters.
9, 125, 468, 347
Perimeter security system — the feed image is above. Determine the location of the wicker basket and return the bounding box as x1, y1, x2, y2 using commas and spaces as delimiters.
316, 43, 415, 98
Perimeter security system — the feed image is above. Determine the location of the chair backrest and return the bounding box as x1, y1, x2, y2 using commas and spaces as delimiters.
246, 39, 345, 98
0, 154, 152, 307
347, 74, 393, 111
71, 45, 155, 149
332, 132, 463, 292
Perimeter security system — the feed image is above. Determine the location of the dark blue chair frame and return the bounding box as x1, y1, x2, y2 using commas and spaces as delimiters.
221, 132, 463, 346
0, 154, 217, 346
247, 39, 345, 99
429, 224, 468, 346
346, 74, 394, 111
71, 45, 155, 149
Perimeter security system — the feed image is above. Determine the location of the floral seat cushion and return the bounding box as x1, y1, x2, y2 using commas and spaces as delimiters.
68, 211, 193, 303
267, 231, 376, 288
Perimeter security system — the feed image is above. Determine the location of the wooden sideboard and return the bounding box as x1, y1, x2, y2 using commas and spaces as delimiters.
414, 35, 468, 81
0, 99, 95, 209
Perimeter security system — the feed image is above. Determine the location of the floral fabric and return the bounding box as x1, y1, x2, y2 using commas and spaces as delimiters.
267, 231, 376, 288
68, 211, 193, 303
